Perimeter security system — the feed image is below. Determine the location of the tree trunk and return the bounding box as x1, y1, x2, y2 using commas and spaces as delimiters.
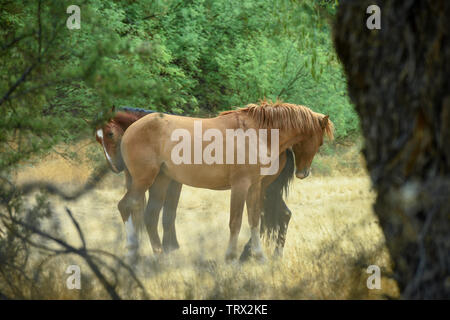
333, 0, 450, 299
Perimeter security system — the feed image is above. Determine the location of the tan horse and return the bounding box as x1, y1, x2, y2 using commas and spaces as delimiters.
119, 101, 333, 261
95, 107, 316, 262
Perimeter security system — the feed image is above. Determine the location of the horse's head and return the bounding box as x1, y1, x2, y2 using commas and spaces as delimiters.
292, 115, 333, 179
94, 107, 131, 173
94, 107, 151, 173
96, 119, 126, 173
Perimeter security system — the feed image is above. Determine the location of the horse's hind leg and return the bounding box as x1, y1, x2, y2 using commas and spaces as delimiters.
145, 172, 172, 255
162, 180, 182, 252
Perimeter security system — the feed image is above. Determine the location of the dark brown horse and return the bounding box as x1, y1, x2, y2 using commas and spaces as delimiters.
96, 107, 298, 261
115, 102, 333, 261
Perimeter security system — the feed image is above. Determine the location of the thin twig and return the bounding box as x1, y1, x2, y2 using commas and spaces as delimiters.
65, 207, 86, 249
13, 164, 110, 201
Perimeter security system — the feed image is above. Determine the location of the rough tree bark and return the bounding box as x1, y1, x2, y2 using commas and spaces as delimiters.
333, 0, 449, 299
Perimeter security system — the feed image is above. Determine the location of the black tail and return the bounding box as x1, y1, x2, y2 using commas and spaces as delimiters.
261, 148, 294, 235
264, 148, 295, 205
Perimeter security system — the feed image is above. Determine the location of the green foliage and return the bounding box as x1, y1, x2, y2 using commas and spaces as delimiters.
0, 0, 358, 171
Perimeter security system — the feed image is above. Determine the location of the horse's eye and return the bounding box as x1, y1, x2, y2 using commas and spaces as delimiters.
108, 132, 114, 138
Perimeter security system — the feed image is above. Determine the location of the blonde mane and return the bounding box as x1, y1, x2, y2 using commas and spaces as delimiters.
220, 100, 334, 140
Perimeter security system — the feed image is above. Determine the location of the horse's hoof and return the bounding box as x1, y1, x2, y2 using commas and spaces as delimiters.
239, 243, 252, 263
225, 252, 238, 263
254, 251, 267, 264
239, 252, 251, 263
163, 244, 180, 254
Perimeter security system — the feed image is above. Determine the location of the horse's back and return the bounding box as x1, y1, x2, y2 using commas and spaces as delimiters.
120, 111, 267, 190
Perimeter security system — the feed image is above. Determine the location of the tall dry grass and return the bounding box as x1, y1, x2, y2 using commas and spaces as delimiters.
8, 141, 399, 299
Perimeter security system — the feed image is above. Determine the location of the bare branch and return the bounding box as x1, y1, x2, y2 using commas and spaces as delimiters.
11, 164, 110, 201
65, 207, 86, 249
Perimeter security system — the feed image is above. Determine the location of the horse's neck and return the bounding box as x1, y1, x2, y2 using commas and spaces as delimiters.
115, 112, 143, 130
278, 129, 303, 152
235, 111, 305, 152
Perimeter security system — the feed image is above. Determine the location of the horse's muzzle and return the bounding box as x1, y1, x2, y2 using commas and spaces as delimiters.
109, 161, 120, 173
295, 168, 310, 179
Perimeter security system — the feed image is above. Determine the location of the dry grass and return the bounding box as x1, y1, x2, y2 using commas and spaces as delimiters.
10, 142, 399, 299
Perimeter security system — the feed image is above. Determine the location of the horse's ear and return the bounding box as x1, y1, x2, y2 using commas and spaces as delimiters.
321, 115, 329, 129
111, 105, 116, 113
81, 117, 92, 126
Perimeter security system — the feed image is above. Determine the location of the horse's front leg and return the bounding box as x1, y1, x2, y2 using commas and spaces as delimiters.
226, 179, 250, 262
246, 181, 265, 262
118, 171, 146, 263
